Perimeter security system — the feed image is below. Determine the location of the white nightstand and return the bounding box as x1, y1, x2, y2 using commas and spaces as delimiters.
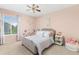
55, 34, 64, 46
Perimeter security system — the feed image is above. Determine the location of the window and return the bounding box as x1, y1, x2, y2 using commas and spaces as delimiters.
3, 16, 18, 35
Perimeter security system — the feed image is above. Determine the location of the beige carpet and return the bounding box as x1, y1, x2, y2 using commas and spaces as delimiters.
43, 45, 79, 55
0, 41, 79, 55
0, 41, 33, 55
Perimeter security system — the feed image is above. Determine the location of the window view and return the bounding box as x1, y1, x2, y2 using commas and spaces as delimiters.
3, 16, 18, 35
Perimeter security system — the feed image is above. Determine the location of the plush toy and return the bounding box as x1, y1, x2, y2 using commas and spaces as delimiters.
66, 37, 78, 45
23, 30, 27, 36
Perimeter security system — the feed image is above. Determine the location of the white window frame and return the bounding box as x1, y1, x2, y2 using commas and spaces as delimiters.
3, 15, 18, 36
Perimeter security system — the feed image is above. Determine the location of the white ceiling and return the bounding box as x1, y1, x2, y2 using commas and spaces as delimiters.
0, 4, 75, 17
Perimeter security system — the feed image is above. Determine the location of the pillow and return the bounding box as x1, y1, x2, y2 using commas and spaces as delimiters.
36, 31, 51, 37
42, 31, 50, 37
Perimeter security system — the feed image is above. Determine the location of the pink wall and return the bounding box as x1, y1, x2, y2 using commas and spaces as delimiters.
36, 5, 79, 39
4, 35, 17, 44
19, 15, 35, 36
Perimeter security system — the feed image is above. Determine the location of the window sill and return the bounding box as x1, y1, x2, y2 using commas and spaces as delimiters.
3, 34, 17, 36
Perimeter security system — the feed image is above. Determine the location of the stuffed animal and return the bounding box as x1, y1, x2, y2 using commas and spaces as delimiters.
66, 37, 78, 45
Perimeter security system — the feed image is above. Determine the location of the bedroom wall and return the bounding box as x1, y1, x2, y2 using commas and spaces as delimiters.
19, 15, 35, 36
36, 5, 79, 39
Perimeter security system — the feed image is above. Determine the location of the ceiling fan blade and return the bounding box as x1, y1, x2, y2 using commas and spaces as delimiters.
36, 9, 41, 12
27, 5, 31, 8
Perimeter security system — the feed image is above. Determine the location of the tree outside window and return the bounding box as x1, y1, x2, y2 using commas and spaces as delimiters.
3, 16, 18, 35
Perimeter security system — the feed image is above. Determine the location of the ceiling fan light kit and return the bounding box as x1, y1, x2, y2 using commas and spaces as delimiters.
26, 4, 41, 13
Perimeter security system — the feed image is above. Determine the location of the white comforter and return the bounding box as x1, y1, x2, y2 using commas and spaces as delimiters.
24, 35, 54, 54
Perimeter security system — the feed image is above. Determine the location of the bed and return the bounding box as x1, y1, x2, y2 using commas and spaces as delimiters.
22, 28, 56, 55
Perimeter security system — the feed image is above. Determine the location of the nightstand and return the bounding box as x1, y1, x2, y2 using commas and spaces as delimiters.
55, 32, 65, 46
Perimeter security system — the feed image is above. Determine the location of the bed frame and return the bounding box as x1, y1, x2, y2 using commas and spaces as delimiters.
22, 28, 56, 55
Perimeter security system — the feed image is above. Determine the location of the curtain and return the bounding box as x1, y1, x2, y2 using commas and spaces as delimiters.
0, 11, 3, 45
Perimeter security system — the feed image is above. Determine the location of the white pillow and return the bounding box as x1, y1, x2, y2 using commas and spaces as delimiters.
36, 31, 50, 37
42, 31, 50, 37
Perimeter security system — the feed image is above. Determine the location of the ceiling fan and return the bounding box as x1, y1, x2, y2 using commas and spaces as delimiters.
26, 4, 41, 13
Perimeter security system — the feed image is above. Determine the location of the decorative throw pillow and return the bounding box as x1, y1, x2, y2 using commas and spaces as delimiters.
66, 37, 78, 45
36, 31, 51, 37
42, 31, 50, 37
